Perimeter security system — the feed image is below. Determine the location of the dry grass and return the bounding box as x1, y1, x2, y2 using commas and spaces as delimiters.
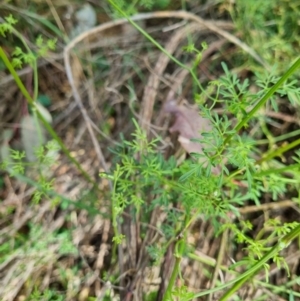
0, 1, 300, 301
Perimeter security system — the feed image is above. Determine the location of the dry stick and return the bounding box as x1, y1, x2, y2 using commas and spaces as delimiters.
265, 111, 300, 125
208, 228, 228, 301
129, 207, 164, 298
2, 260, 36, 300
238, 199, 299, 214
45, 0, 66, 35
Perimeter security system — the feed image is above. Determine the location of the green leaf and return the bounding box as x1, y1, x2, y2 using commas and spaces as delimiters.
47, 38, 57, 50
12, 58, 23, 69
5, 14, 18, 25
36, 35, 43, 47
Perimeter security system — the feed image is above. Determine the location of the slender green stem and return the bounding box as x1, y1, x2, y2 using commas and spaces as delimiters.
0, 46, 33, 104
255, 128, 300, 145
33, 59, 39, 101
108, 1, 186, 70
189, 245, 271, 299
11, 27, 43, 102
257, 136, 300, 164
255, 163, 300, 177
236, 58, 300, 131
209, 57, 300, 164
107, 0, 204, 93
188, 253, 300, 298
111, 167, 121, 257
224, 57, 300, 146
189, 224, 300, 300
257, 280, 300, 298
282, 224, 300, 244
0, 47, 96, 186
161, 210, 194, 300
219, 225, 300, 301
162, 237, 185, 301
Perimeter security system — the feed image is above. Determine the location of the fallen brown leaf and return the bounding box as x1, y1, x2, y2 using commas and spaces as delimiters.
164, 100, 212, 155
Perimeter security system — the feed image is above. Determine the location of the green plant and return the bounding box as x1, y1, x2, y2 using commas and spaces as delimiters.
108, 0, 171, 17
102, 1, 300, 300
105, 112, 300, 300
27, 287, 64, 301
0, 14, 96, 186
226, 0, 300, 71
1, 2, 300, 301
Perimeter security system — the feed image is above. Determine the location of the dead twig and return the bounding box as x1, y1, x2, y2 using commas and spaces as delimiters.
238, 199, 299, 214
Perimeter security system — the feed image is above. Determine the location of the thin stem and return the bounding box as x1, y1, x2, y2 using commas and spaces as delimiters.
111, 166, 121, 257
0, 46, 33, 104
255, 163, 300, 177
0, 47, 96, 186
257, 136, 300, 164
189, 225, 300, 300
162, 237, 185, 301
188, 253, 300, 298
209, 228, 228, 301
33, 59, 39, 101
107, 0, 205, 94
224, 57, 300, 147
255, 128, 300, 145
11, 27, 42, 102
